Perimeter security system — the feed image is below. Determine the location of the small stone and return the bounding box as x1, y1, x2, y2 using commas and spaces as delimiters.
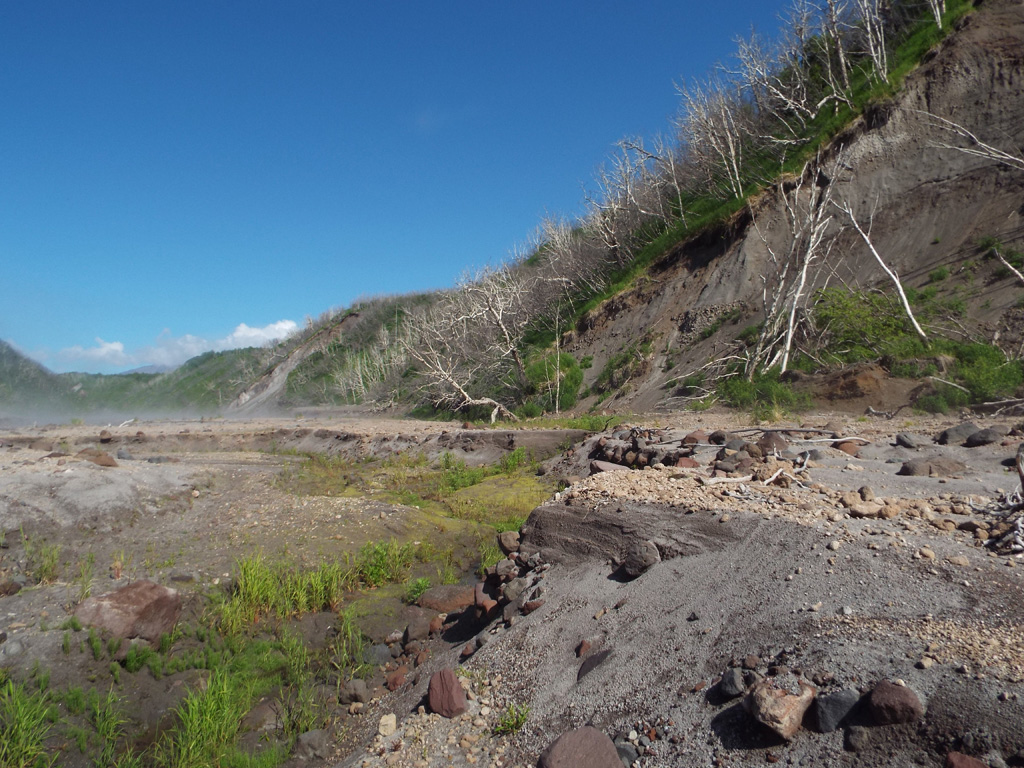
916, 657, 936, 670
719, 668, 745, 698
869, 680, 924, 724
743, 679, 816, 740
378, 713, 397, 737
918, 547, 936, 560
845, 725, 871, 752
827, 540, 842, 551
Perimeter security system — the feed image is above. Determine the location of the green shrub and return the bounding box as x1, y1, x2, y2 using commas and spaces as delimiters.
405, 577, 431, 604
525, 352, 583, 412
928, 266, 949, 283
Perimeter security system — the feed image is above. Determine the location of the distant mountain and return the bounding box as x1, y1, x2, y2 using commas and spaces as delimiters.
119, 364, 175, 375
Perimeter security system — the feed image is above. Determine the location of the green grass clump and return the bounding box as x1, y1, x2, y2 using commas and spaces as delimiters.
492, 702, 530, 736
0, 679, 56, 768
153, 668, 254, 768
404, 577, 431, 604
355, 540, 413, 588
717, 370, 808, 419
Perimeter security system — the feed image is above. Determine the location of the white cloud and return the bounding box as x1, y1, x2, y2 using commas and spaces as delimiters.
56, 320, 299, 372
58, 338, 132, 367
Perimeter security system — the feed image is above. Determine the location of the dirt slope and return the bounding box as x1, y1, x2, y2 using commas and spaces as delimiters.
567, 0, 1024, 414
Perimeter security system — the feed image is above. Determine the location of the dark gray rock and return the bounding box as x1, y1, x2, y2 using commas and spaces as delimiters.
294, 729, 330, 760
815, 688, 860, 733
614, 741, 639, 767
363, 643, 392, 667
338, 678, 368, 705
936, 422, 981, 446
895, 433, 928, 450
719, 667, 746, 698
897, 456, 968, 477
621, 540, 661, 579
964, 428, 1002, 447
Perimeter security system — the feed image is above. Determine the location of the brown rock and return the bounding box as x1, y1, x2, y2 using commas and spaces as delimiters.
428, 615, 444, 635
419, 584, 474, 614
538, 726, 621, 768
522, 599, 545, 614
869, 680, 924, 724
497, 530, 521, 554
743, 679, 817, 740
74, 580, 180, 643
681, 430, 707, 446
674, 456, 700, 469
590, 460, 632, 474
576, 639, 592, 658
832, 441, 861, 457
385, 666, 408, 691
98, 429, 113, 443
460, 643, 475, 659
757, 433, 789, 455
76, 448, 118, 467
945, 752, 988, 768
428, 668, 467, 718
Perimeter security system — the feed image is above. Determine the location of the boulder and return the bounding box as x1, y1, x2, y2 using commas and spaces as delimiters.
620, 540, 660, 579
814, 688, 860, 733
895, 433, 928, 450
76, 448, 118, 467
338, 678, 368, 705
868, 680, 923, 724
497, 530, 521, 554
719, 667, 746, 698
757, 432, 789, 455
74, 581, 180, 643
744, 679, 816, 740
897, 457, 968, 478
590, 460, 632, 474
537, 726, 621, 768
428, 668, 467, 718
418, 584, 474, 613
964, 428, 1002, 447
404, 615, 431, 645
936, 422, 981, 446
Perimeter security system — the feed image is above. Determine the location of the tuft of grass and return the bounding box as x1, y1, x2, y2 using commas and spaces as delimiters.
0, 679, 56, 768
492, 702, 530, 736
405, 577, 431, 604
355, 539, 414, 588
153, 668, 254, 768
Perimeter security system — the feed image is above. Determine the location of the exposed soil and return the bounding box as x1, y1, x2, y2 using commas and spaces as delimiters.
2, 405, 1024, 768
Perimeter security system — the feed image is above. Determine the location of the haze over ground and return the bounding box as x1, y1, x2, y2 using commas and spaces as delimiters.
0, 1, 785, 374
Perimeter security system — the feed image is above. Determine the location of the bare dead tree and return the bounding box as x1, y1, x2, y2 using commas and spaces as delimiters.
676, 75, 749, 200
746, 152, 842, 377
915, 110, 1024, 172
852, 0, 889, 83
833, 198, 929, 342
650, 132, 690, 227
401, 292, 519, 422
821, 0, 852, 92
924, 0, 946, 29
458, 265, 534, 389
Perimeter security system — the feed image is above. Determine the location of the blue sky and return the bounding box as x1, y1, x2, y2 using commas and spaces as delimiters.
1, 1, 786, 373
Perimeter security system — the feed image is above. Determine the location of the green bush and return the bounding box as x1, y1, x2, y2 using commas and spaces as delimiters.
525, 352, 583, 412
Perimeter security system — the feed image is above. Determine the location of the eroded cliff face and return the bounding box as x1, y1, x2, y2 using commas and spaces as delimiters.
567, 0, 1024, 414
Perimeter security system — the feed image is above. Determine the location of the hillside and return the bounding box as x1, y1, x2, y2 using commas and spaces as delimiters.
4, 0, 1024, 423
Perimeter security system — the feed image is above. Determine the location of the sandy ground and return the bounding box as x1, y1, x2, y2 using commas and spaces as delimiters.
1, 410, 1024, 768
